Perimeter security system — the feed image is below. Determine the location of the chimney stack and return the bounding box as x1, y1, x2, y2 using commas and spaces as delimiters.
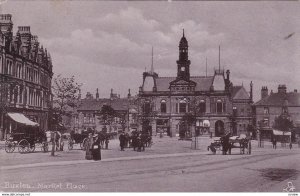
226, 70, 230, 81
278, 84, 287, 94
18, 26, 32, 57
261, 86, 268, 99
128, 89, 131, 98
0, 14, 13, 48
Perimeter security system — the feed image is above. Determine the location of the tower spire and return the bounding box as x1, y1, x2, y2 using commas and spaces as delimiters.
150, 46, 154, 74
183, 29, 185, 37
206, 57, 208, 77
219, 45, 221, 71
250, 81, 253, 102
177, 30, 190, 80
96, 88, 99, 100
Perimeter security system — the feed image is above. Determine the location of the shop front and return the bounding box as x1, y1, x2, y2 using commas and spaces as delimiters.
195, 119, 210, 136
156, 119, 170, 136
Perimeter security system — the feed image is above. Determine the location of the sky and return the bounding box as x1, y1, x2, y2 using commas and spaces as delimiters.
1, 1, 299, 101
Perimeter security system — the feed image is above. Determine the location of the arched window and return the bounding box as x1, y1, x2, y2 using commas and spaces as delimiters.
199, 100, 206, 113
264, 107, 269, 114
216, 100, 223, 113
179, 100, 187, 113
161, 100, 167, 113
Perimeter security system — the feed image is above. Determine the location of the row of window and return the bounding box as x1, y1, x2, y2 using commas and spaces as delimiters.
143, 99, 225, 114
77, 115, 123, 124
0, 57, 51, 87
170, 86, 195, 91
233, 107, 252, 116
3, 84, 49, 108
83, 117, 95, 124
263, 107, 288, 115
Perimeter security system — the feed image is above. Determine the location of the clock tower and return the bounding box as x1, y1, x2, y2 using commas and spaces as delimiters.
176, 29, 191, 80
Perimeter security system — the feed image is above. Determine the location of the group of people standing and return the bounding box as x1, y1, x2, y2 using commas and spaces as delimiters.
119, 131, 152, 152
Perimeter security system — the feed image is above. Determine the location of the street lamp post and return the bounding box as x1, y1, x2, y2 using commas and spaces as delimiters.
232, 106, 237, 136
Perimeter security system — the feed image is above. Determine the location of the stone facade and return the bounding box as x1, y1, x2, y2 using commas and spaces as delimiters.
137, 31, 253, 137
255, 85, 300, 129
72, 89, 138, 134
0, 14, 53, 139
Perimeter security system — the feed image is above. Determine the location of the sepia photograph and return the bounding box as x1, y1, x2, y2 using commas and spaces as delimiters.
0, 0, 299, 194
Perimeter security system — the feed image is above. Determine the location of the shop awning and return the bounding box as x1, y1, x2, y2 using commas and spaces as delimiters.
7, 113, 39, 126
203, 120, 210, 127
273, 129, 291, 136
129, 108, 138, 113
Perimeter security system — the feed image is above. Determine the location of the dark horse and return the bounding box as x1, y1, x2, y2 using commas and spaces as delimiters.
220, 133, 232, 155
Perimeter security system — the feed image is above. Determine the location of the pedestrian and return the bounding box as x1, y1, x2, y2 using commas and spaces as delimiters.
132, 133, 137, 151
272, 139, 277, 149
55, 131, 62, 151
289, 142, 292, 149
119, 132, 125, 151
92, 134, 101, 161
141, 133, 147, 151
125, 133, 130, 148
105, 137, 109, 149
137, 135, 142, 152
91, 134, 101, 161
85, 133, 93, 160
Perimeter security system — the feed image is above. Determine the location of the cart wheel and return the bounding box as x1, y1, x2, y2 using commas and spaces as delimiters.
42, 142, 49, 152
81, 138, 89, 150
29, 143, 36, 153
5, 140, 15, 153
18, 139, 30, 153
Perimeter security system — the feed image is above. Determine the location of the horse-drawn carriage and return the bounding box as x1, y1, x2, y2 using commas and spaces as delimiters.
208, 133, 251, 155
67, 132, 90, 150
5, 126, 49, 153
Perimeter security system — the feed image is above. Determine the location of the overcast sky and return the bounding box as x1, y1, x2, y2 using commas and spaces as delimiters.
1, 1, 299, 101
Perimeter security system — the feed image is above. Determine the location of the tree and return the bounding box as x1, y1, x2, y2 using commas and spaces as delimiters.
180, 112, 196, 138
98, 105, 117, 132
51, 74, 81, 130
273, 115, 293, 132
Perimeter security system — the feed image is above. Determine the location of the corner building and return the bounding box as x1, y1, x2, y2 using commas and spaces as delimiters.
138, 31, 253, 137
0, 14, 53, 139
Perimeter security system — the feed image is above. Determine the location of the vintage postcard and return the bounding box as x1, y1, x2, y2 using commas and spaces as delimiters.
0, 0, 299, 194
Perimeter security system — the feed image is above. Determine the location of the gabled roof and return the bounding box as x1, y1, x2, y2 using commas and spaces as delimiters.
111, 98, 130, 111
77, 98, 130, 112
155, 76, 214, 92
169, 78, 196, 86
77, 99, 109, 111
255, 92, 300, 107
231, 86, 250, 100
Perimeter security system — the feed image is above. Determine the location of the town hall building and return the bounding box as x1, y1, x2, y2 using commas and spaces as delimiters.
137, 31, 253, 138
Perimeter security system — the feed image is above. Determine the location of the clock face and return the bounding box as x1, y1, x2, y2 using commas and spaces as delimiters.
181, 67, 185, 71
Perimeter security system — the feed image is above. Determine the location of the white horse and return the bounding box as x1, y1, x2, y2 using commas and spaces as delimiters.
45, 131, 62, 151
